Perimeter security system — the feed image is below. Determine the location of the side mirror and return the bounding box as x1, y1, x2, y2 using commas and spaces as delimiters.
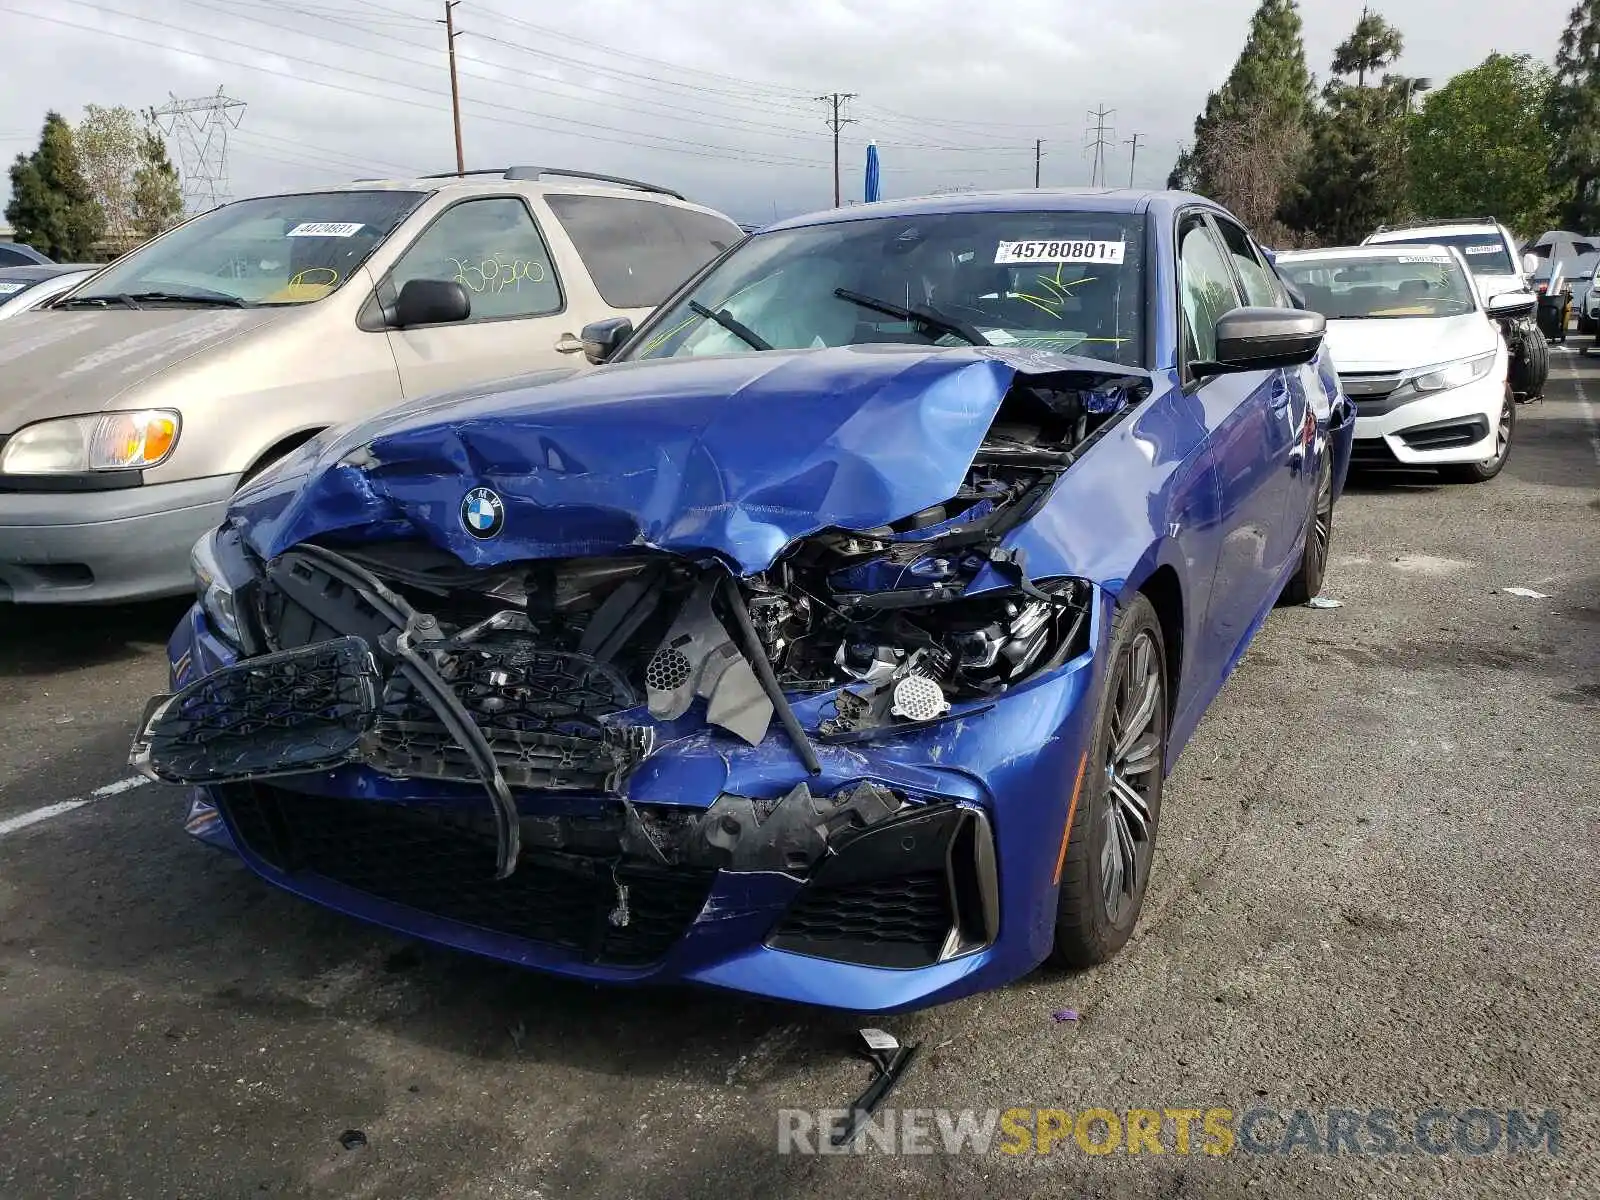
1193, 306, 1325, 378
1486, 291, 1537, 319
390, 278, 470, 329
580, 316, 633, 365
1521, 252, 1540, 275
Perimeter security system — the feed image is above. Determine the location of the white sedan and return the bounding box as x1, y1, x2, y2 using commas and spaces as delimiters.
1276, 244, 1535, 484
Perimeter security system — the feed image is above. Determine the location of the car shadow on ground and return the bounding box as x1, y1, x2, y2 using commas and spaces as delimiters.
0, 598, 190, 677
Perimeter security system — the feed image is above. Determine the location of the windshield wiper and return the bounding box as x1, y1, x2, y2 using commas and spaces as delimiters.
57, 293, 144, 309
833, 287, 989, 346
688, 299, 772, 351
122, 290, 249, 307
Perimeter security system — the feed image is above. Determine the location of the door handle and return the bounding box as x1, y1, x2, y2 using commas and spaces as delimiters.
555, 333, 585, 354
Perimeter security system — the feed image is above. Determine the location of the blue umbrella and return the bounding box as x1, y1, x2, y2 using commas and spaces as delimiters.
864, 141, 881, 203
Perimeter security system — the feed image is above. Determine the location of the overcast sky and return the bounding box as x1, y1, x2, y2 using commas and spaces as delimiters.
0, 0, 1572, 226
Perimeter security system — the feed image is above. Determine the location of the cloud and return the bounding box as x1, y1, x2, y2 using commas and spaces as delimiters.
0, 0, 1573, 226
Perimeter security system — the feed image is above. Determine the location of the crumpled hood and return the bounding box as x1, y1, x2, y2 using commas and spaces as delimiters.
232, 344, 1139, 575
1324, 312, 1494, 373
0, 307, 281, 433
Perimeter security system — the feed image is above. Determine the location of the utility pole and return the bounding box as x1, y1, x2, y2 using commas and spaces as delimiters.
815, 92, 858, 207
1084, 105, 1115, 187
440, 1, 464, 176
1123, 132, 1144, 187
1034, 138, 1044, 188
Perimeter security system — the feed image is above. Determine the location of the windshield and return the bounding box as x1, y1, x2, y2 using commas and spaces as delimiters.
622, 210, 1147, 368
1375, 232, 1512, 276
70, 190, 424, 306
1280, 254, 1476, 319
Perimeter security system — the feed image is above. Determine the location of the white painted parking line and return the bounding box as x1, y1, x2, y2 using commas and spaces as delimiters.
1561, 353, 1600, 469
0, 776, 151, 839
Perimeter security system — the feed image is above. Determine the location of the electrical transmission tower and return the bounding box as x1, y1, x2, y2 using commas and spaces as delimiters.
815, 92, 858, 208
152, 88, 246, 213
1083, 105, 1115, 187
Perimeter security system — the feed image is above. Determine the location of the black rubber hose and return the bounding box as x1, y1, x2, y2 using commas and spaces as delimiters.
718, 574, 822, 775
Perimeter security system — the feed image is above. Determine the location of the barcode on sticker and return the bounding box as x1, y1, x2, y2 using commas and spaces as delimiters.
859, 1028, 899, 1051
1463, 245, 1500, 255
287, 221, 364, 238
0, 282, 23, 295
996, 239, 1124, 265
1399, 256, 1451, 264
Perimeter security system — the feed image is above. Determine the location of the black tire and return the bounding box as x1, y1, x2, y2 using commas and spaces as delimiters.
1050, 593, 1166, 968
1438, 386, 1515, 484
1278, 453, 1334, 607
1509, 319, 1549, 400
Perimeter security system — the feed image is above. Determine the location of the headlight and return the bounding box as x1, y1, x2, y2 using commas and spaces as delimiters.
190, 526, 259, 650
1406, 352, 1496, 394
0, 409, 180, 474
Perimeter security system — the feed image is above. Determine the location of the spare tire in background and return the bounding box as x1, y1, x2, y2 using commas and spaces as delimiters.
1508, 319, 1549, 401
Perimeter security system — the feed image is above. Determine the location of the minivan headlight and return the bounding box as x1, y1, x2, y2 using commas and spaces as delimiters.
0, 409, 180, 474
1406, 352, 1496, 394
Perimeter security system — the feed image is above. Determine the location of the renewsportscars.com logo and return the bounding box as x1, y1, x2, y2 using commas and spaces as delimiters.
777, 1106, 1563, 1157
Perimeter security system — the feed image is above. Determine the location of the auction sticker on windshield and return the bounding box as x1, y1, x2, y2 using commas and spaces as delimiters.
1463, 245, 1501, 256
995, 240, 1125, 265
286, 222, 365, 238
1400, 256, 1452, 264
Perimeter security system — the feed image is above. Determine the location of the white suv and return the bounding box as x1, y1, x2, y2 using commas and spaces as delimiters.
1363, 218, 1538, 300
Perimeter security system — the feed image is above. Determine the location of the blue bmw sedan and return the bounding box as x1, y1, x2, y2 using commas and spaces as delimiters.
132, 189, 1354, 1012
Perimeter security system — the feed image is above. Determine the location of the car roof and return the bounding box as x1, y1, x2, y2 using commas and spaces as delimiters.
0, 242, 54, 265
0, 263, 96, 281
1366, 223, 1507, 241
1277, 244, 1460, 261
275, 170, 732, 220
759, 187, 1216, 233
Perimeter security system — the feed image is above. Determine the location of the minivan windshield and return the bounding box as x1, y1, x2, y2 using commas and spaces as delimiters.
65, 190, 425, 307
1280, 253, 1477, 319
623, 210, 1147, 368
1374, 232, 1513, 276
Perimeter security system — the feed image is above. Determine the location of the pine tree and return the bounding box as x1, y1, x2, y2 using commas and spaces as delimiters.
4, 112, 104, 260
130, 118, 184, 243
1169, 0, 1313, 195
1548, 0, 1600, 229
1280, 9, 1410, 243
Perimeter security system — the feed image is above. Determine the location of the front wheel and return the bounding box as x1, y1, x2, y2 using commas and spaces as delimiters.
1050, 593, 1167, 968
1278, 454, 1334, 606
1439, 387, 1514, 484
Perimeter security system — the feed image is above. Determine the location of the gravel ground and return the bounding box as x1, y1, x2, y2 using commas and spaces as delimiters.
1, 343, 1595, 1199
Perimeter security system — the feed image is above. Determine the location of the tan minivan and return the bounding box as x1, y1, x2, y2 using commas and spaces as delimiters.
0, 168, 743, 603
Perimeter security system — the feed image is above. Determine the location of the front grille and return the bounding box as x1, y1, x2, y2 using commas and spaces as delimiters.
216, 783, 714, 967
1337, 372, 1403, 403
1349, 437, 1402, 468
775, 871, 953, 957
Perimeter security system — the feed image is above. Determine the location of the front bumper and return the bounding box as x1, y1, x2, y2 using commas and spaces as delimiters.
164, 600, 1105, 1012
0, 474, 235, 603
1348, 370, 1503, 467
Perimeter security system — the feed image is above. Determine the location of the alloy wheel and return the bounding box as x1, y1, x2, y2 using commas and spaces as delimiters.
1100, 629, 1163, 922
1483, 391, 1513, 467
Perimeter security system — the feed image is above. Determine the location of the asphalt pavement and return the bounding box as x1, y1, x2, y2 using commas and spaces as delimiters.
1, 343, 1596, 1199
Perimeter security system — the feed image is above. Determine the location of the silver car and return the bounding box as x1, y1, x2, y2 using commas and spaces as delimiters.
0, 265, 99, 321
0, 168, 742, 603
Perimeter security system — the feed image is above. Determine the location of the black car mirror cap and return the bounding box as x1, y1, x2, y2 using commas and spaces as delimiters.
581, 316, 634, 365
1486, 291, 1537, 319
390, 278, 471, 329
1193, 306, 1326, 378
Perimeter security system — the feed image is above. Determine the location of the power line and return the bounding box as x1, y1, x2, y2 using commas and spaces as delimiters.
1084, 105, 1115, 188
816, 92, 858, 208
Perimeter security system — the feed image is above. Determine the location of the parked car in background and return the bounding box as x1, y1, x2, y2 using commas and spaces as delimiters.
0, 241, 54, 267
1277, 244, 1533, 483
0, 264, 98, 321
1363, 217, 1546, 402
1582, 256, 1600, 338
131, 188, 1354, 1012
1563, 250, 1599, 335
0, 167, 742, 604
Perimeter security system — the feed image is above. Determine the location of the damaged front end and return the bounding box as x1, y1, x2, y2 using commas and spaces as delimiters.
134, 347, 1134, 997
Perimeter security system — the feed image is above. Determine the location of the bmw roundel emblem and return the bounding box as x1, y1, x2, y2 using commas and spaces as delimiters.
461, 487, 505, 539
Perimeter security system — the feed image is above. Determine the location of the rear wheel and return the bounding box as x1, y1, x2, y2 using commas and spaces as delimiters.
1439, 386, 1514, 484
1278, 454, 1334, 606
1050, 593, 1166, 968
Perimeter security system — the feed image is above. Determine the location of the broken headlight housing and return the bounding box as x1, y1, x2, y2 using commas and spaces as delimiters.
190, 525, 258, 649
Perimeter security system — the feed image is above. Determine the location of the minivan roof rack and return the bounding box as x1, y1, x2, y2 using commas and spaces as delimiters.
1374, 216, 1500, 234
408, 166, 685, 200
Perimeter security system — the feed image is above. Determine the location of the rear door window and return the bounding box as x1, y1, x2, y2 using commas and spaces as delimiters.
544, 194, 741, 308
